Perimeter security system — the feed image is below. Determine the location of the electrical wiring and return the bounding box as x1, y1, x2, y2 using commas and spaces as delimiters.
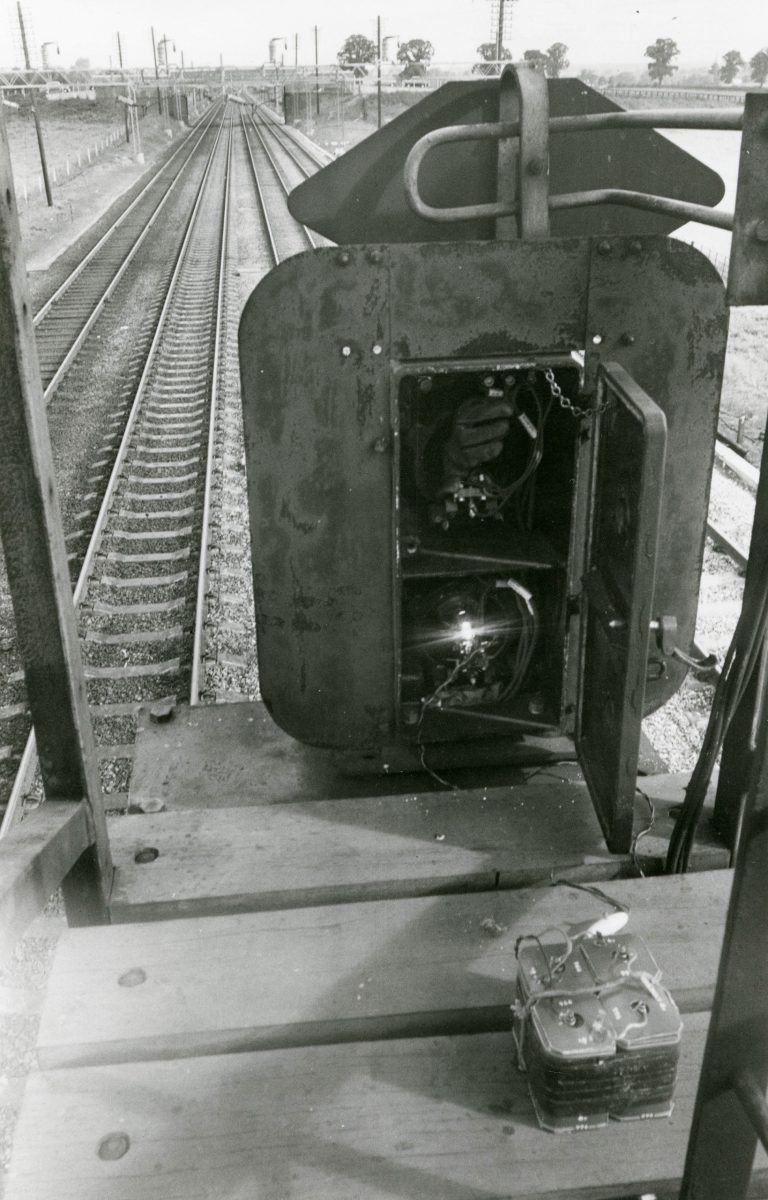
631, 787, 656, 877
414, 643, 487, 790
411, 370, 553, 514
666, 577, 768, 873
549, 878, 629, 914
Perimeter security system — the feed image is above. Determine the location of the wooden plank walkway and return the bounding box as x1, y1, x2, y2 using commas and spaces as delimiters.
37, 871, 730, 1069
107, 775, 725, 922
3, 726, 741, 1198
7, 1017, 768, 1200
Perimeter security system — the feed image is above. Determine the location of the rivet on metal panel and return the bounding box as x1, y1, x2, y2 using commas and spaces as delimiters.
754, 219, 768, 244
341, 345, 352, 358
366, 248, 383, 264
597, 240, 612, 255
419, 377, 433, 393
592, 334, 604, 345
372, 344, 383, 355
149, 700, 174, 723
118, 967, 147, 988
629, 239, 643, 254
97, 1133, 130, 1161
620, 332, 636, 346
372, 436, 389, 453
134, 846, 159, 864
336, 250, 351, 266
526, 156, 546, 177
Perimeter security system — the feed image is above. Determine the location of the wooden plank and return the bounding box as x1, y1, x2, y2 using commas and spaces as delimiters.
0, 114, 110, 915
38, 871, 731, 1069
108, 774, 726, 921
129, 700, 665, 811
0, 802, 89, 962
7, 1016, 768, 1200
129, 699, 572, 810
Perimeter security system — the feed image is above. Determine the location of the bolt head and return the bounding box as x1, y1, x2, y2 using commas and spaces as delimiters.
97, 1133, 130, 1162
118, 967, 147, 988
597, 239, 612, 256
366, 248, 383, 264
336, 250, 351, 266
134, 846, 159, 864
526, 157, 546, 177
629, 239, 643, 254
372, 436, 389, 453
620, 332, 636, 346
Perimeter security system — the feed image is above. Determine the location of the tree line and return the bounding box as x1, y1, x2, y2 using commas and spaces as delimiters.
645, 38, 768, 87
336, 33, 768, 89
337, 35, 569, 77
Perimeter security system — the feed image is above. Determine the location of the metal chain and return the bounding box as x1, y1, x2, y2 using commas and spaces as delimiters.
544, 368, 612, 419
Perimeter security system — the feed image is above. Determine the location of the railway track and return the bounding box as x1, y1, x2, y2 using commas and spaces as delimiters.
1, 99, 334, 829
240, 106, 326, 253
33, 104, 221, 400
250, 100, 331, 176
1, 111, 233, 825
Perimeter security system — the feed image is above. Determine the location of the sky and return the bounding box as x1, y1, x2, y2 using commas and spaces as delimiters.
2, 0, 766, 72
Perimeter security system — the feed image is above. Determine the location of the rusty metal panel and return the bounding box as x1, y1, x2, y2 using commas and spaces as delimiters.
240, 236, 726, 752
584, 236, 728, 714
239, 247, 393, 749
387, 239, 590, 360
289, 78, 724, 245
727, 91, 768, 306
577, 364, 667, 853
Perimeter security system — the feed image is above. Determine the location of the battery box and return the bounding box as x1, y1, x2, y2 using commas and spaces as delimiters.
513, 930, 682, 1132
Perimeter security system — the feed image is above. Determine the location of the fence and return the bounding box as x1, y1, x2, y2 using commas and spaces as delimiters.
604, 86, 746, 105
17, 125, 124, 206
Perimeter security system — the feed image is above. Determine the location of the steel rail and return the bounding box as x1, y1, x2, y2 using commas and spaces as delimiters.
40, 106, 223, 402
250, 101, 325, 177
1, 112, 230, 838
33, 103, 219, 326
237, 108, 280, 265
706, 521, 749, 571
243, 109, 319, 249
189, 115, 234, 704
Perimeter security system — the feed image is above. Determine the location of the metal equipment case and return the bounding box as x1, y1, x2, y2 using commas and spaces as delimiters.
239, 69, 729, 851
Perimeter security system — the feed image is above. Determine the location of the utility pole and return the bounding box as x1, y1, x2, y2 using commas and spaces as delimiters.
16, 2, 30, 70
116, 31, 123, 69
294, 33, 298, 68
314, 25, 320, 117
16, 3, 53, 207
491, 0, 515, 66
376, 15, 382, 130
158, 33, 174, 77
150, 26, 162, 114
495, 0, 505, 62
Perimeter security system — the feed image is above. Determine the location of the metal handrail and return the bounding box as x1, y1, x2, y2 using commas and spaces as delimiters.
403, 106, 743, 230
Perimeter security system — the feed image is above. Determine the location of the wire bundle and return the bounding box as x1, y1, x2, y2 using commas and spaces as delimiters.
666, 578, 768, 873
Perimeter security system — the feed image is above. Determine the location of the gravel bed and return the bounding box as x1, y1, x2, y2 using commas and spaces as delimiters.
197, 123, 271, 702
708, 463, 757, 553
642, 469, 754, 773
